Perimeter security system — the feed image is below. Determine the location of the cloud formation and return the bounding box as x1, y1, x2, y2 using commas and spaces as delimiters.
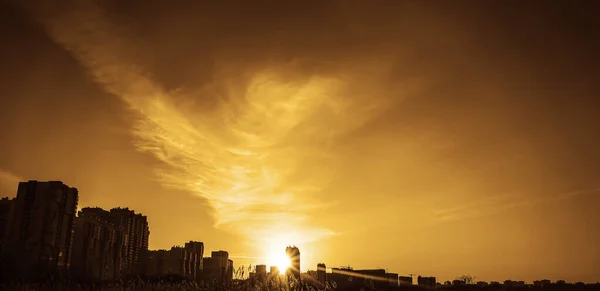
418, 187, 600, 229
27, 0, 409, 246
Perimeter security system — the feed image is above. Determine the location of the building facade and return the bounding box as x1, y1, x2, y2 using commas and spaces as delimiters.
418, 276, 437, 288
0, 197, 14, 249
330, 267, 399, 289
255, 264, 267, 282
109, 207, 149, 276
399, 276, 413, 285
143, 246, 200, 279
201, 250, 233, 282
184, 241, 204, 281
386, 273, 399, 286
70, 207, 128, 282
1, 181, 79, 281
0, 197, 15, 279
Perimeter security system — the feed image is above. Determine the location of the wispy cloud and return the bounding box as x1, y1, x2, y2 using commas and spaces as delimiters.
25, 0, 399, 245
411, 187, 600, 230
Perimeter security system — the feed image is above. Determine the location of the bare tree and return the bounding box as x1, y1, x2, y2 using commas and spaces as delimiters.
456, 275, 476, 285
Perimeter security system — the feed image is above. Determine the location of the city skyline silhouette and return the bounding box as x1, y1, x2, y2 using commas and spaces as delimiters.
1, 0, 599, 287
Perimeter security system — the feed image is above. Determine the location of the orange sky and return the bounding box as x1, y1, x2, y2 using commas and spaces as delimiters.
1, 0, 599, 283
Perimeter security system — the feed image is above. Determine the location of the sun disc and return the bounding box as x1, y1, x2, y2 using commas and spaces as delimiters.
267, 248, 290, 273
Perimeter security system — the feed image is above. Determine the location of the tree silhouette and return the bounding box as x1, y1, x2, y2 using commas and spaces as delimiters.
456, 275, 476, 285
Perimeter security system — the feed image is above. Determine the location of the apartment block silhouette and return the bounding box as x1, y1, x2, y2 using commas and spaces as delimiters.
202, 250, 233, 282
109, 207, 149, 275
143, 243, 203, 281
0, 197, 15, 278
0, 197, 14, 249
71, 207, 128, 282
0, 181, 78, 281
184, 241, 204, 280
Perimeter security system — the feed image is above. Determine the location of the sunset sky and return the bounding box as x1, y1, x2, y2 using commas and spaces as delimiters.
1, 0, 599, 283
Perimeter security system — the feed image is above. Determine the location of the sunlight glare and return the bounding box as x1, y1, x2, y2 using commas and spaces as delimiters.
267, 248, 291, 273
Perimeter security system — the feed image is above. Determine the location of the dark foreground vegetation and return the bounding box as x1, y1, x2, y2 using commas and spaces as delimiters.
1, 280, 599, 291
1, 268, 598, 291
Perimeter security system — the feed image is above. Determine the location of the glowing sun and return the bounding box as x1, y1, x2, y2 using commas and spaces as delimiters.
267, 248, 291, 273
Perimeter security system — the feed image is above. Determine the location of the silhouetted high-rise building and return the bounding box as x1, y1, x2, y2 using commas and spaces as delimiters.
0, 197, 15, 278
184, 241, 204, 281
71, 207, 128, 281
0, 197, 14, 249
109, 207, 149, 275
1, 181, 78, 281
317, 263, 326, 284
285, 246, 301, 281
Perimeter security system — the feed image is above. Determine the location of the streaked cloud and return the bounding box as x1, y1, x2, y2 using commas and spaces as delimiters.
416, 187, 600, 230
27, 0, 405, 248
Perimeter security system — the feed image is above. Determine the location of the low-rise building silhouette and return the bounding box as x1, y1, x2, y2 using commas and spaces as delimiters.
386, 272, 399, 286
330, 266, 355, 289
255, 264, 267, 282
1, 180, 79, 282
143, 246, 200, 279
533, 279, 553, 287
143, 249, 168, 277
418, 276, 437, 288
399, 275, 413, 285
330, 267, 401, 289
202, 250, 233, 282
317, 263, 327, 284
504, 280, 526, 287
